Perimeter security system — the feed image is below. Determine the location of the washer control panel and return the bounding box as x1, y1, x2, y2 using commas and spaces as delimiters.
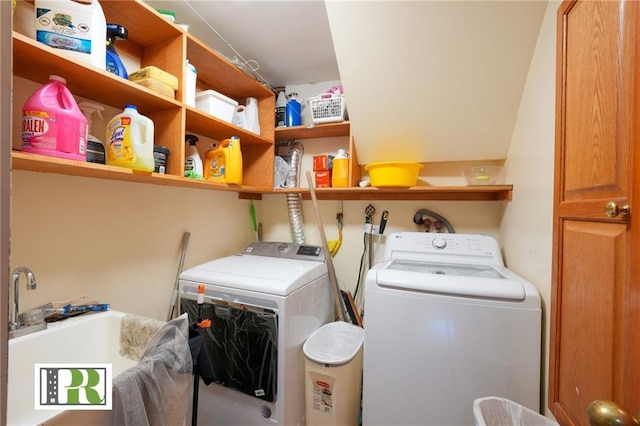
385, 232, 503, 266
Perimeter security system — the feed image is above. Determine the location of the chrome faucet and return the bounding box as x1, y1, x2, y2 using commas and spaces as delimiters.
10, 266, 37, 331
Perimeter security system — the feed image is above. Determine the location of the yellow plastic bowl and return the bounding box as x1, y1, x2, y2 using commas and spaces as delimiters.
364, 162, 423, 187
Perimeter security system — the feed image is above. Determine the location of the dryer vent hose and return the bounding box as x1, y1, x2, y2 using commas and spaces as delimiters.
286, 143, 305, 243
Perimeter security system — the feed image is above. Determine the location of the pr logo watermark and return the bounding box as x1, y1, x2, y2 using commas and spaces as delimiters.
35, 364, 112, 410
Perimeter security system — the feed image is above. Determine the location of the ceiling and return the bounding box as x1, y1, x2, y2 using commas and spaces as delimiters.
143, 1, 549, 165
143, 0, 340, 89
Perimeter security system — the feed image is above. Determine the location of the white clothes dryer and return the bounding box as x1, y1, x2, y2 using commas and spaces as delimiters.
362, 232, 542, 426
179, 241, 334, 425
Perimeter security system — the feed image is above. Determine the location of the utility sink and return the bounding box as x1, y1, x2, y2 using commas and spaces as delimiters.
7, 310, 138, 426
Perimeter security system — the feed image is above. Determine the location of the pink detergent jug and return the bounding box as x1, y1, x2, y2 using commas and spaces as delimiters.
21, 75, 87, 161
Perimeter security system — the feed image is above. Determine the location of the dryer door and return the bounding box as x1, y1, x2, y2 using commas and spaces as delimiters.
181, 295, 278, 402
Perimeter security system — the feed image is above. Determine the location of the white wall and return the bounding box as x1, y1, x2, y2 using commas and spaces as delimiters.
500, 0, 559, 418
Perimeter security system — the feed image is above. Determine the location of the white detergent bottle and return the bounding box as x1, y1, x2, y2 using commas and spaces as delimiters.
106, 105, 154, 172
34, 0, 107, 70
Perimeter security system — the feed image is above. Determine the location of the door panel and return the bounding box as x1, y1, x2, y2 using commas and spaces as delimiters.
559, 0, 631, 202
556, 220, 626, 424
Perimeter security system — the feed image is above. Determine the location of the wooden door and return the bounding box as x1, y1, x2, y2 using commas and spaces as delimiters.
549, 1, 640, 424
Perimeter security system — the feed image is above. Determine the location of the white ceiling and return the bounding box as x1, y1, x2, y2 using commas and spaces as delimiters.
143, 1, 548, 165
144, 0, 340, 88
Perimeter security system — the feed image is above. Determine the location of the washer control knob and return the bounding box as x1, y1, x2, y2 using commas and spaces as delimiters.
432, 237, 447, 249
277, 243, 288, 253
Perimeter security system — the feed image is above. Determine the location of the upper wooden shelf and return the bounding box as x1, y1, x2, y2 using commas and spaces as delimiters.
275, 122, 351, 141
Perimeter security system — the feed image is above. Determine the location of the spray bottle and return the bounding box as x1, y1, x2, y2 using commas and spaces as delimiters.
78, 101, 105, 164
106, 23, 128, 78
184, 134, 203, 179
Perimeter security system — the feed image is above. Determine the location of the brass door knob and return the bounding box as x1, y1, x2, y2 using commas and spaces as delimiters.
587, 400, 640, 425
605, 201, 630, 218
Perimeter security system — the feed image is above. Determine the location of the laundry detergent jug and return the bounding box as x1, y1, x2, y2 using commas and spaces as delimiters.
204, 136, 242, 184
21, 75, 87, 161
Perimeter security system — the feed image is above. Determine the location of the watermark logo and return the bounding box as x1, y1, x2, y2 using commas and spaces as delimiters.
35, 364, 112, 410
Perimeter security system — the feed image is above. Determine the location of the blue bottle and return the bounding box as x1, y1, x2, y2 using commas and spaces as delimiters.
285, 93, 302, 127
105, 23, 128, 78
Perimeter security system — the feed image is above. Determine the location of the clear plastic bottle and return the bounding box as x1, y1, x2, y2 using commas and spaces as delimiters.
78, 101, 105, 164
106, 105, 155, 172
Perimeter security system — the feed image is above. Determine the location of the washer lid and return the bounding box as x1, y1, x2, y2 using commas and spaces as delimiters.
376, 259, 525, 300
179, 254, 328, 296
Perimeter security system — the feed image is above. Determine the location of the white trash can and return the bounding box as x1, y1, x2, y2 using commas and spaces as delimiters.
473, 397, 559, 426
303, 321, 364, 426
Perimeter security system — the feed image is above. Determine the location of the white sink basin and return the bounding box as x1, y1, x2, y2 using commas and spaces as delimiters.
7, 310, 138, 426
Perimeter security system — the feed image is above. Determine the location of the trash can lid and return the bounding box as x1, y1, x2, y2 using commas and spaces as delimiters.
303, 321, 364, 365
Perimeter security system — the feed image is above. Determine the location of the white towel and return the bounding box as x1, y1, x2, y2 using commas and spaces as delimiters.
112, 313, 192, 426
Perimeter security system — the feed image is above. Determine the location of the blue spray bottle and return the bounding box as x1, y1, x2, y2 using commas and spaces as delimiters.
106, 23, 128, 79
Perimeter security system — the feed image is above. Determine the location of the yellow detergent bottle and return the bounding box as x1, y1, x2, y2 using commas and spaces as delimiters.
106, 104, 154, 172
204, 136, 242, 184
204, 142, 226, 182
225, 136, 243, 185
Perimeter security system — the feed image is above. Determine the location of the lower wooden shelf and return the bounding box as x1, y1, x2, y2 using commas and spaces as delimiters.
12, 151, 513, 201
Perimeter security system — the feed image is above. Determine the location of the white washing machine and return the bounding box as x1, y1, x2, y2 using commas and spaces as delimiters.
362, 232, 541, 426
178, 242, 334, 425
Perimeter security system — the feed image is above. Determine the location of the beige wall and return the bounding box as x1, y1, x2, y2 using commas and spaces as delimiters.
500, 0, 559, 418
11, 171, 253, 320
11, 169, 505, 320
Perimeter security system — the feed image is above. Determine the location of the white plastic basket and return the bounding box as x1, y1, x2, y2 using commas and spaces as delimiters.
309, 94, 347, 124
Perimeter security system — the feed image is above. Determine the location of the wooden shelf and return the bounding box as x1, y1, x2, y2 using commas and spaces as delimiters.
12, 152, 512, 201
275, 122, 350, 141
272, 186, 513, 201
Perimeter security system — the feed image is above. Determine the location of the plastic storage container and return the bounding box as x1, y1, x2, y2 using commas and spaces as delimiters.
473, 397, 558, 426
21, 75, 87, 161
303, 321, 364, 426
195, 90, 239, 123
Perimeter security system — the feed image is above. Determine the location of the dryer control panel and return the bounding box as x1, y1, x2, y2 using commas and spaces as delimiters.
243, 241, 325, 262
